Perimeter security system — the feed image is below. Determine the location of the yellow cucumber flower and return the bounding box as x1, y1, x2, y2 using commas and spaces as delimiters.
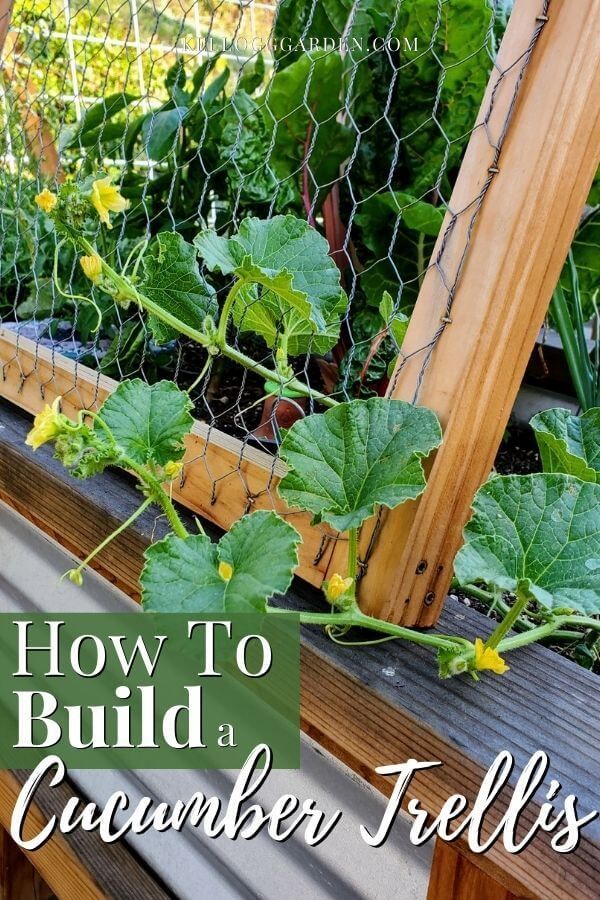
90, 177, 129, 228
80, 253, 103, 283
164, 460, 183, 480
325, 573, 354, 603
218, 561, 233, 582
25, 397, 63, 450
474, 638, 509, 675
35, 188, 57, 214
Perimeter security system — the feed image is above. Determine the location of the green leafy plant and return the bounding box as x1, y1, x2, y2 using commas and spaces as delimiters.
194, 214, 348, 361
450, 473, 600, 676
551, 250, 600, 412
531, 407, 600, 482
30, 378, 471, 662
30, 190, 473, 672
454, 407, 600, 674
32, 190, 600, 681
41, 179, 342, 406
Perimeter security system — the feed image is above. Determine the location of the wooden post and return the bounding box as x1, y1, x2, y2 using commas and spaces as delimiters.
427, 841, 518, 900
0, 0, 13, 56
351, 0, 600, 625
0, 828, 54, 900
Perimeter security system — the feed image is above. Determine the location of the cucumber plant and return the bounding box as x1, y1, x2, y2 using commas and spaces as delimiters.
454, 408, 600, 673
31, 179, 600, 680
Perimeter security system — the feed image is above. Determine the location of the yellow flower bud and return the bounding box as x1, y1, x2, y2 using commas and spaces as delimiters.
80, 253, 103, 284
35, 188, 57, 214
164, 460, 183, 480
325, 573, 354, 603
218, 561, 233, 582
90, 176, 129, 228
25, 397, 63, 450
473, 638, 509, 675
66, 568, 84, 587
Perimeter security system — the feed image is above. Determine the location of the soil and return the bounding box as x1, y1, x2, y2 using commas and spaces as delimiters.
494, 422, 541, 475
174, 343, 328, 447
176, 339, 546, 470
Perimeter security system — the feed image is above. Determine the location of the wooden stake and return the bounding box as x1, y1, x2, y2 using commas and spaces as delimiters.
0, 828, 53, 900
0, 0, 13, 56
353, 0, 600, 625
427, 840, 518, 900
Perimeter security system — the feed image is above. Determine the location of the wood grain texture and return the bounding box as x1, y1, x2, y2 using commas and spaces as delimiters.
427, 840, 517, 900
1, 398, 598, 900
0, 0, 13, 56
0, 770, 172, 900
0, 327, 337, 586
0, 827, 54, 900
349, 0, 600, 625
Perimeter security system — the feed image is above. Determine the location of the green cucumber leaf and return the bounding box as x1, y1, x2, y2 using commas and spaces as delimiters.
278, 398, 442, 532
195, 216, 346, 339
454, 474, 600, 614
141, 510, 301, 613
531, 408, 600, 483
139, 232, 217, 344
99, 379, 193, 466
232, 284, 347, 357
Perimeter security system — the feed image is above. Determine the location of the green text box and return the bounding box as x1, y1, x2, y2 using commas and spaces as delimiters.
0, 614, 299, 769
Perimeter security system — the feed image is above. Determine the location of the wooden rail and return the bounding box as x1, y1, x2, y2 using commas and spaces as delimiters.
1, 397, 598, 899
0, 0, 12, 56
0, 769, 171, 899
0, 328, 337, 588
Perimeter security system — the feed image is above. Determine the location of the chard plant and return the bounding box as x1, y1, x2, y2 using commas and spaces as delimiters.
31, 179, 600, 680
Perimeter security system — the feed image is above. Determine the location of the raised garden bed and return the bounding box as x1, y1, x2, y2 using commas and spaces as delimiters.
1, 396, 599, 900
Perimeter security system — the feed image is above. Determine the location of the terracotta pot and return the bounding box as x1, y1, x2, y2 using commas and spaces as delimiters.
250, 381, 308, 446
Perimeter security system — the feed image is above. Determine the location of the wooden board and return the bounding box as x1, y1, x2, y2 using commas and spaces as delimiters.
0, 769, 171, 899
0, 328, 337, 587
427, 840, 517, 900
338, 0, 600, 625
1, 398, 599, 900
0, 1, 13, 56
0, 827, 54, 900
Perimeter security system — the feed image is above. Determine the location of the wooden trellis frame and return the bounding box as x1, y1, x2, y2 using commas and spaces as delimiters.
355, 0, 600, 625
1, 0, 599, 625
323, 0, 600, 623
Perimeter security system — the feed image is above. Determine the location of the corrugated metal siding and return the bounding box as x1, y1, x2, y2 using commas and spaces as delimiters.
0, 502, 432, 899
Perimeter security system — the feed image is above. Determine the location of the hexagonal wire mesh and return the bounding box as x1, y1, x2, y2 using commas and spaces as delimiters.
0, 0, 549, 580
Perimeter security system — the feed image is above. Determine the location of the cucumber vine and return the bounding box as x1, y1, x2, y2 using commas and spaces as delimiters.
30, 177, 600, 680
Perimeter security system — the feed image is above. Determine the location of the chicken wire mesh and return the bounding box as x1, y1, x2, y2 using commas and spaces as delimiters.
0, 0, 550, 572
